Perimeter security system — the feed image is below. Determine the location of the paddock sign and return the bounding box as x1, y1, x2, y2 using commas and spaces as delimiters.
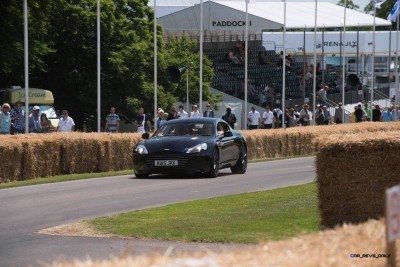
386, 185, 400, 243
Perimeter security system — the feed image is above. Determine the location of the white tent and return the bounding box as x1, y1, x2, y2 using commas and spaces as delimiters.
157, 0, 391, 36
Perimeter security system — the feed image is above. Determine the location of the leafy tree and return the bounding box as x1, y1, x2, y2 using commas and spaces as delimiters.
0, 0, 221, 130
0, 0, 52, 87
337, 0, 360, 10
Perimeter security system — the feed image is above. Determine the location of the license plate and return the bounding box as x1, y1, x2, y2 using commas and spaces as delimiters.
155, 160, 178, 166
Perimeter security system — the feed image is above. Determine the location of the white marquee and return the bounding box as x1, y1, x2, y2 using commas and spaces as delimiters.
157, 0, 392, 36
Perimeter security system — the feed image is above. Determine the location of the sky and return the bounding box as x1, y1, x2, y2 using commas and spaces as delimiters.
148, 0, 372, 12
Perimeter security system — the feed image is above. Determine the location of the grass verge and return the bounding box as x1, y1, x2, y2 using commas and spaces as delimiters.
0, 170, 133, 190
89, 182, 319, 243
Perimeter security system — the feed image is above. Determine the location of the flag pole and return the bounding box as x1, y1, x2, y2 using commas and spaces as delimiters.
23, 0, 29, 133
371, 5, 377, 122
341, 0, 347, 123
282, 0, 287, 129
312, 0, 317, 125
97, 0, 101, 132
395, 18, 399, 120
244, 0, 249, 130
154, 0, 158, 131
199, 0, 204, 115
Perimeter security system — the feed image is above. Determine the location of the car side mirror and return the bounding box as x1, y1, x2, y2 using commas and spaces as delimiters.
223, 131, 233, 137
142, 132, 150, 139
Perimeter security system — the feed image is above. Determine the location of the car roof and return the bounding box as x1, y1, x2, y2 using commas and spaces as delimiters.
161, 118, 223, 125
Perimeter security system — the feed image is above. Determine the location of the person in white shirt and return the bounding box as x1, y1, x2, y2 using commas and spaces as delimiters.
262, 105, 274, 129
57, 110, 75, 132
189, 105, 201, 118
177, 105, 188, 119
247, 106, 260, 130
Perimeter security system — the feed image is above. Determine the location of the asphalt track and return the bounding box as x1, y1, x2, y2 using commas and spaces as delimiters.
0, 156, 315, 267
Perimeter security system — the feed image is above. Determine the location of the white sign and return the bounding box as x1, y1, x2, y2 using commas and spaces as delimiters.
386, 185, 400, 243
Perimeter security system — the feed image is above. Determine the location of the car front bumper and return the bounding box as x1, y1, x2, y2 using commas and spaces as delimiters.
133, 152, 212, 175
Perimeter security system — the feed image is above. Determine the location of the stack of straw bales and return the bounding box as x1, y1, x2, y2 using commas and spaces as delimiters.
0, 133, 141, 183
316, 131, 400, 229
2, 122, 400, 183
47, 219, 393, 267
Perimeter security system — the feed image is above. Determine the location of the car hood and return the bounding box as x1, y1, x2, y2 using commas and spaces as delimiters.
143, 136, 211, 154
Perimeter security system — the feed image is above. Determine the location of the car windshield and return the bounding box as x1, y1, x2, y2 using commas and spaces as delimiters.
154, 122, 213, 137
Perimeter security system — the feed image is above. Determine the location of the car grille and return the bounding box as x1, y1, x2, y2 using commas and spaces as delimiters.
145, 153, 189, 169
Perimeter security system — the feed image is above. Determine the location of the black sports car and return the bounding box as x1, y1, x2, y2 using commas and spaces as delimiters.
133, 118, 247, 178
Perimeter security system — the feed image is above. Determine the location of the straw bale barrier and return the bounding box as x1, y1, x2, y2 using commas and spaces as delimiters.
0, 133, 141, 183
2, 122, 400, 183
47, 219, 393, 267
316, 131, 400, 229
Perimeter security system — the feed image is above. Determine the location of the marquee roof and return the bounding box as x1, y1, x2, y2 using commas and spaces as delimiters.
157, 0, 391, 35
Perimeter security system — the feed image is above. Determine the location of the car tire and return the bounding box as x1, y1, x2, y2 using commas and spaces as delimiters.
134, 171, 149, 178
231, 144, 247, 174
206, 148, 219, 178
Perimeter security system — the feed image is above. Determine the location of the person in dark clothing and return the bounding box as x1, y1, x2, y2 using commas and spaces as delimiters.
372, 104, 382, 122
354, 104, 364, 122
222, 107, 237, 129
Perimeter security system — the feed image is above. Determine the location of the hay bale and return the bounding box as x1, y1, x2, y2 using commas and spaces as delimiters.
316, 132, 400, 228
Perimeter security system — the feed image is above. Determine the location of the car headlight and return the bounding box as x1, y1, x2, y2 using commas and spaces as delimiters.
186, 143, 207, 153
135, 145, 148, 154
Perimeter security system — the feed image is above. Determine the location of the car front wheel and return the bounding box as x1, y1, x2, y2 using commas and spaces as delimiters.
134, 171, 149, 178
206, 148, 219, 178
231, 144, 247, 174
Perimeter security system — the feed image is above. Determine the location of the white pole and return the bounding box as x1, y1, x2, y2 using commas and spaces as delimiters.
371, 5, 376, 122
186, 69, 189, 112
154, 0, 158, 131
282, 0, 287, 129
396, 18, 399, 120
341, 0, 346, 123
199, 0, 203, 115
97, 0, 101, 132
23, 0, 29, 133
312, 0, 317, 125
244, 0, 249, 130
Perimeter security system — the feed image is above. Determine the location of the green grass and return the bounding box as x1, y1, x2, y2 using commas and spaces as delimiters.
0, 170, 133, 190
89, 182, 319, 243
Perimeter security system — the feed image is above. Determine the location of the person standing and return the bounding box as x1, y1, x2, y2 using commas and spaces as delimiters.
189, 105, 201, 118
247, 106, 260, 130
57, 110, 75, 132
354, 104, 364, 123
28, 106, 42, 133
167, 107, 179, 120
203, 103, 214, 118
10, 100, 25, 134
383, 107, 393, 122
156, 109, 167, 128
262, 105, 274, 129
40, 113, 52, 133
105, 107, 120, 133
135, 107, 151, 133
315, 105, 325, 126
177, 105, 189, 119
0, 103, 11, 134
222, 107, 237, 129
364, 103, 371, 121
322, 106, 331, 125
317, 86, 328, 105
334, 102, 343, 124
372, 104, 382, 122
299, 104, 311, 126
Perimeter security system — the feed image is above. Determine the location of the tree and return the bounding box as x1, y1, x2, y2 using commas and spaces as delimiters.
0, 0, 53, 87
0, 0, 221, 130
337, 0, 360, 10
